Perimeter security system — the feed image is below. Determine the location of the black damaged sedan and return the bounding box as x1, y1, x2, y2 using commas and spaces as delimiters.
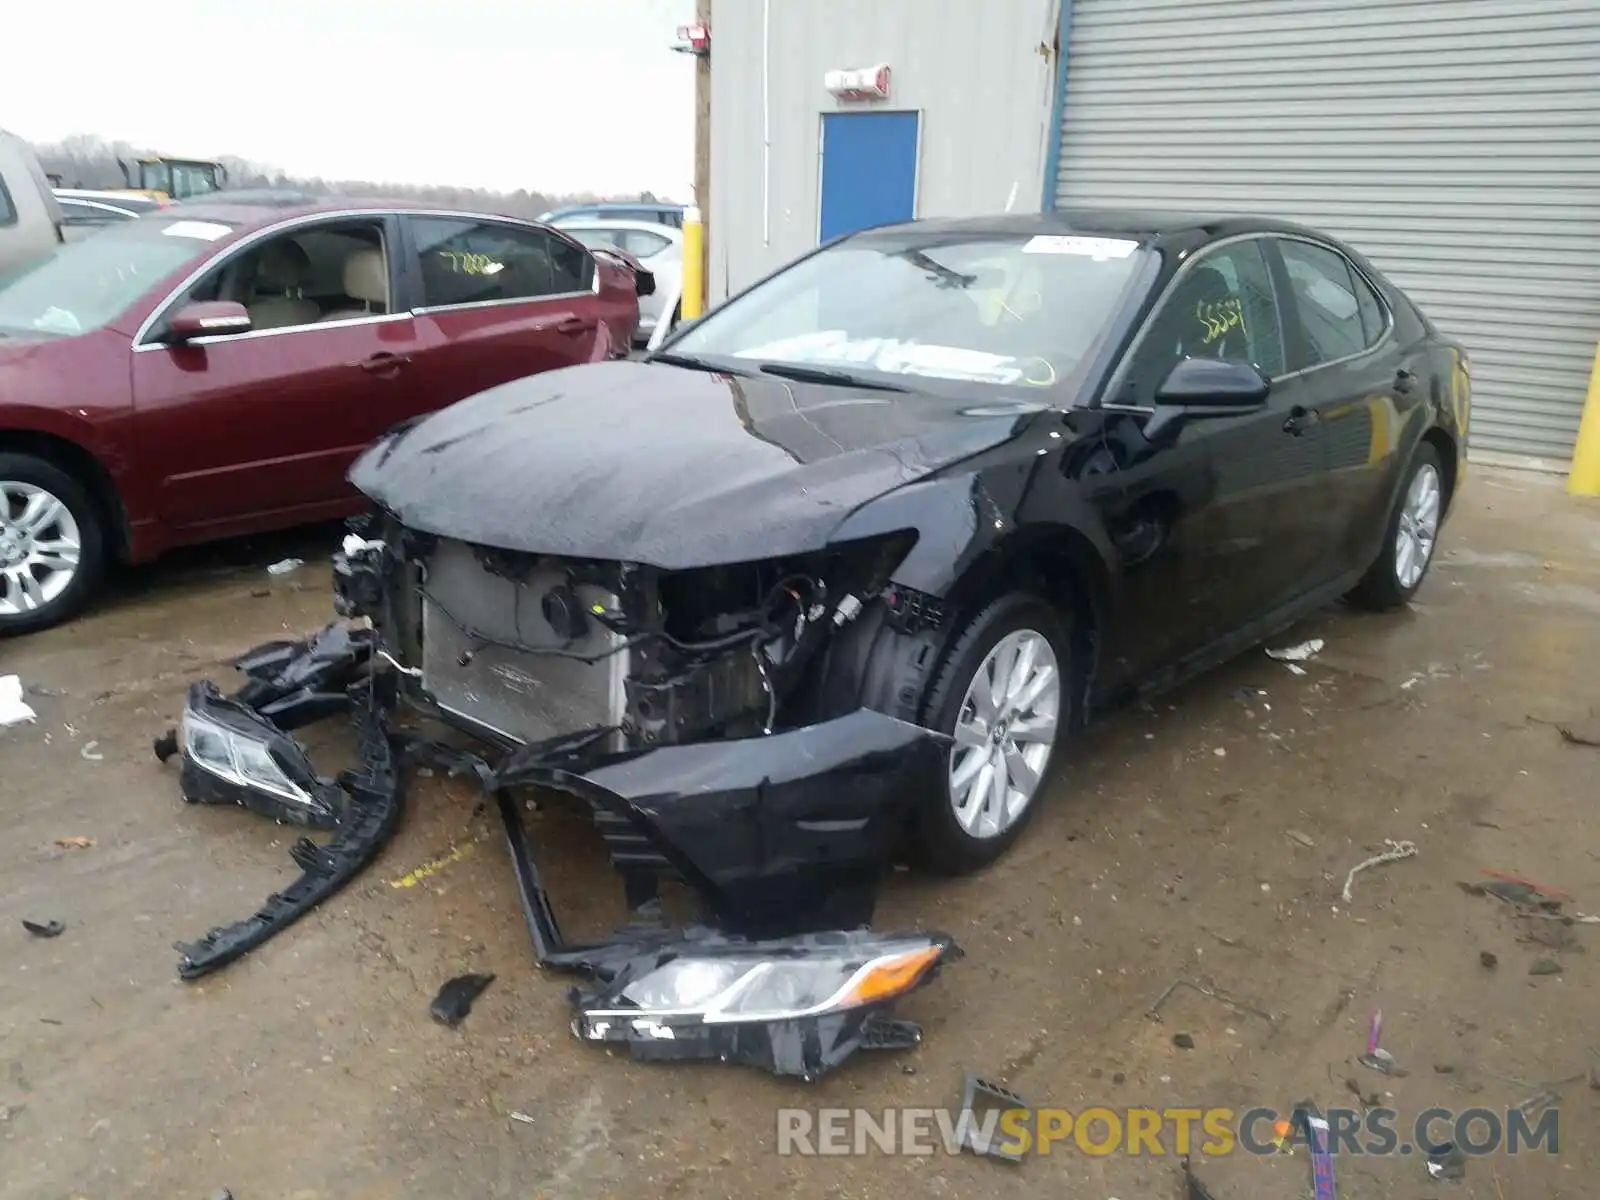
171, 211, 1467, 1075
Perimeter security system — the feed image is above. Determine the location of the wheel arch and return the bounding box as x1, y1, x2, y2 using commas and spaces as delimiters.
0, 428, 130, 560
941, 524, 1111, 721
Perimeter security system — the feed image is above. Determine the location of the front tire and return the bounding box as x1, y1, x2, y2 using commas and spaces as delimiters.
1346, 444, 1444, 613
0, 454, 106, 636
912, 593, 1072, 874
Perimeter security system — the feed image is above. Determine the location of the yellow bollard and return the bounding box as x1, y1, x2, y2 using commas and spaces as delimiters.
680, 204, 705, 321
1569, 337, 1600, 496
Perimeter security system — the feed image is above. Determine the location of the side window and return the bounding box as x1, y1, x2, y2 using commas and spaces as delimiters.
619, 229, 671, 259
410, 218, 593, 307
1278, 240, 1378, 367
1120, 238, 1285, 402
1352, 265, 1386, 346
175, 220, 389, 334
548, 232, 595, 294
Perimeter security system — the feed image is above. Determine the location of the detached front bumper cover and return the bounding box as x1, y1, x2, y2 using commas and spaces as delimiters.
158, 619, 960, 1078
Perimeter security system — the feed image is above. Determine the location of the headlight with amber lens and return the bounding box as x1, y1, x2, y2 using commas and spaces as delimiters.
606, 937, 949, 1025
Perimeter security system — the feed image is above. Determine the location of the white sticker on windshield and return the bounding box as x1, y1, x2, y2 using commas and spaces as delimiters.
161, 220, 232, 241
1022, 235, 1139, 260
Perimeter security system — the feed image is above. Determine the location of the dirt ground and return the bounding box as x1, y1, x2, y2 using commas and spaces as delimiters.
3, 466, 1598, 1200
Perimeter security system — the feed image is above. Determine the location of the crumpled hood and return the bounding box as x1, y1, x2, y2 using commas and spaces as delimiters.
350, 359, 1043, 568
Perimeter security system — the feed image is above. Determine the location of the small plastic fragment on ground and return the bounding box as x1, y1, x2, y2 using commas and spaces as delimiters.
152, 730, 179, 762
209, 1190, 234, 1200
265, 557, 304, 575
955, 1071, 1031, 1163
1173, 1032, 1195, 1049
1480, 951, 1498, 969
509, 1111, 536, 1125
1426, 1142, 1467, 1181
1359, 1047, 1408, 1077
430, 973, 495, 1027
1528, 958, 1562, 976
79, 740, 103, 761
1340, 838, 1418, 902
54, 836, 95, 850
1297, 1102, 1339, 1200
0, 675, 37, 727
22, 919, 65, 938
1267, 638, 1324, 663
1286, 829, 1315, 848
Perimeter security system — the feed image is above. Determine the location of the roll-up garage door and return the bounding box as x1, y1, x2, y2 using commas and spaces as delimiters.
1053, 0, 1600, 463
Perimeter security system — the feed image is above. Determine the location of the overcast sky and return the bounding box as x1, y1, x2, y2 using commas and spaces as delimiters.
1, 0, 696, 197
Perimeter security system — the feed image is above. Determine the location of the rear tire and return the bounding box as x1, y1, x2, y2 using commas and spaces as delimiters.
0, 453, 107, 636
1346, 443, 1444, 612
911, 593, 1072, 874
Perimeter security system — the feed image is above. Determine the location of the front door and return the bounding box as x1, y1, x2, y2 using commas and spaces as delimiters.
818, 111, 920, 243
132, 216, 427, 533
1094, 237, 1330, 683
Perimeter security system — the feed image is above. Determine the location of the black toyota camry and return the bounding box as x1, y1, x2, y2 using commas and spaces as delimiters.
167, 210, 1468, 1075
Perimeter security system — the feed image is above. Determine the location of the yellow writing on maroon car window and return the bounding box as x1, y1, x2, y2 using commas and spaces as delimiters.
436, 251, 506, 276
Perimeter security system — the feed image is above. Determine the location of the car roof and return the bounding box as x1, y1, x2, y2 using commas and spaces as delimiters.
154, 192, 557, 230
855, 208, 1331, 251
553, 217, 682, 237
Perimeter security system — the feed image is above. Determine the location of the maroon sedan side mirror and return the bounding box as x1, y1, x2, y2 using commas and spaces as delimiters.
167, 301, 252, 342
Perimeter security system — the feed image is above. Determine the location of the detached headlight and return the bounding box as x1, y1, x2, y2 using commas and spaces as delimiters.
183, 706, 313, 805
178, 681, 344, 829
587, 935, 952, 1026
569, 931, 960, 1079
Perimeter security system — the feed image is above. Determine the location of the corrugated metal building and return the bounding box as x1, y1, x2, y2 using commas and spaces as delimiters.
709, 0, 1599, 467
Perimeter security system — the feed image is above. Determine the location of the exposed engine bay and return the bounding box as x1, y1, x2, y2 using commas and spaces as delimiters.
155, 516, 958, 1080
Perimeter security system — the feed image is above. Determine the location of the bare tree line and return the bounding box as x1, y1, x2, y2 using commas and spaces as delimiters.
30, 134, 666, 218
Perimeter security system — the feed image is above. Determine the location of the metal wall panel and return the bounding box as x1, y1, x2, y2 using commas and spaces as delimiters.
1054, 0, 1600, 462
709, 0, 1057, 304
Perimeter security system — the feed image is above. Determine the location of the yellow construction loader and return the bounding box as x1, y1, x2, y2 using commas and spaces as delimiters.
115, 155, 227, 202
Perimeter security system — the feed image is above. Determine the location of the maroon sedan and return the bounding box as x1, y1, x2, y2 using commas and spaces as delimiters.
0, 194, 644, 633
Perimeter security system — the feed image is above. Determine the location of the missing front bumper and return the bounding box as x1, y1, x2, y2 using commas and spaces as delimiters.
160, 621, 959, 1077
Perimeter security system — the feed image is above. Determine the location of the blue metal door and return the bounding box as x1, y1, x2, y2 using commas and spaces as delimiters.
818, 111, 919, 243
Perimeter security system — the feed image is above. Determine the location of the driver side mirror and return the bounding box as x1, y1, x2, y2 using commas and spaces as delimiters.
166, 301, 251, 343
1144, 357, 1270, 441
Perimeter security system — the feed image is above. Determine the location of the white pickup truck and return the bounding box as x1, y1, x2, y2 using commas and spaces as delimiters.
0, 129, 64, 280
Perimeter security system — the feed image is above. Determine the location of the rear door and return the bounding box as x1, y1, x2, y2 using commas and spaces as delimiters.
1266, 236, 1416, 579
401, 215, 606, 402
132, 214, 430, 532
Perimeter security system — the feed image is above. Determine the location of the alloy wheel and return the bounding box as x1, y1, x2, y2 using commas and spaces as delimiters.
0, 481, 83, 617
948, 628, 1061, 839
1394, 463, 1441, 590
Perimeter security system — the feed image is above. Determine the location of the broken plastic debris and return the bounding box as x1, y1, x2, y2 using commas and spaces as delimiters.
0, 675, 37, 727
54, 836, 96, 850
1285, 829, 1315, 848
1425, 1142, 1466, 1181
1267, 638, 1324, 664
430, 973, 495, 1027
22, 919, 65, 938
509, 1111, 536, 1125
342, 534, 386, 557
79, 740, 103, 761
1340, 838, 1417, 902
956, 1072, 1031, 1163
265, 557, 304, 576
